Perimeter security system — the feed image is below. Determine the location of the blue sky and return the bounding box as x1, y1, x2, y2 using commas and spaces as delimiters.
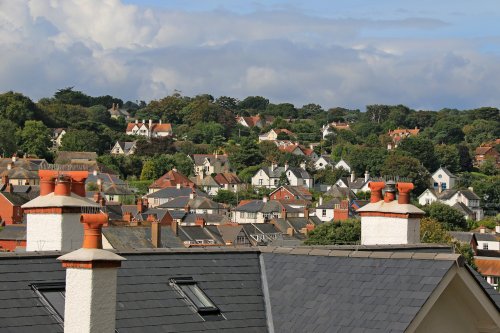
1, 0, 499, 110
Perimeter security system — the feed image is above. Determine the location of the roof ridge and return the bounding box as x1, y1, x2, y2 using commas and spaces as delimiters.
258, 246, 463, 263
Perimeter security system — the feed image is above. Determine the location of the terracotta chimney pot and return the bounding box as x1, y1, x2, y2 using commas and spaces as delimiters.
80, 213, 108, 249
54, 175, 71, 196
397, 182, 414, 204
368, 181, 385, 203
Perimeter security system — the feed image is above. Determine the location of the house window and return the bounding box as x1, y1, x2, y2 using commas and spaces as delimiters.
274, 179, 278, 185
483, 243, 489, 250
441, 183, 446, 190
433, 182, 438, 188
322, 209, 326, 217
258, 179, 263, 185
247, 212, 257, 219
31, 283, 65, 324
169, 277, 223, 319
303, 180, 306, 185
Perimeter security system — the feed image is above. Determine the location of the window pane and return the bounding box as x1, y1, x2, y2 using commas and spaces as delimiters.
180, 284, 215, 309
42, 291, 65, 318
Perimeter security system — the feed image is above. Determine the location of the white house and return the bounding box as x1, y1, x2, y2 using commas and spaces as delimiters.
315, 197, 336, 222
431, 167, 457, 191
334, 159, 351, 172
335, 171, 370, 193
192, 154, 231, 176
475, 227, 500, 251
252, 163, 313, 189
110, 141, 137, 155
321, 122, 351, 139
126, 119, 172, 138
259, 129, 295, 142
418, 188, 484, 221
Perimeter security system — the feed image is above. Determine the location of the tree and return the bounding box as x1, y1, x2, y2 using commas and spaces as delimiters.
421, 202, 467, 230
304, 219, 361, 245
420, 218, 452, 243
0, 119, 18, 156
54, 87, 91, 106
435, 144, 460, 173
87, 105, 111, 125
135, 137, 176, 156
18, 120, 51, 158
366, 105, 390, 124
229, 138, 263, 172
60, 129, 101, 153
397, 136, 438, 171
0, 91, 37, 126
463, 119, 499, 148
213, 190, 237, 206
215, 96, 239, 111
380, 154, 429, 194
238, 96, 269, 111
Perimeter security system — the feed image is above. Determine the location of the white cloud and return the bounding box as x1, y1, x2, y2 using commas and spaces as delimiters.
0, 0, 499, 110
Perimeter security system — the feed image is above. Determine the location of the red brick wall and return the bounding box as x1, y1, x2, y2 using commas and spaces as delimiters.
0, 240, 26, 252
271, 188, 294, 200
0, 196, 23, 225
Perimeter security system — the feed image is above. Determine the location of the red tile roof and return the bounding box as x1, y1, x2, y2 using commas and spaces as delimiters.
149, 170, 195, 189
476, 258, 500, 277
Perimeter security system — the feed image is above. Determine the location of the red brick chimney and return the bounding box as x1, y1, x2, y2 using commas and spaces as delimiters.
1, 175, 8, 185
137, 198, 146, 213
195, 216, 205, 228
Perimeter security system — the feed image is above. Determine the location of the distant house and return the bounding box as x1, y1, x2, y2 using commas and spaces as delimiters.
313, 155, 333, 170
0, 156, 49, 186
322, 121, 351, 139
251, 164, 313, 189
192, 154, 231, 176
55, 151, 97, 165
108, 103, 131, 119
236, 115, 263, 128
158, 194, 226, 215
51, 128, 66, 148
335, 171, 371, 193
474, 145, 500, 168
232, 198, 308, 224
145, 186, 207, 208
259, 129, 296, 142
473, 226, 500, 251
110, 141, 137, 155
418, 188, 484, 221
126, 119, 172, 138
0, 182, 39, 225
315, 197, 351, 222
387, 127, 420, 150
475, 257, 500, 291
269, 185, 312, 202
148, 169, 195, 193
431, 167, 457, 191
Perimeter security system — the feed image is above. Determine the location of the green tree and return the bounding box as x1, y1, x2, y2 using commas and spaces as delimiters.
463, 119, 499, 148
0, 119, 18, 156
238, 96, 269, 111
60, 129, 101, 152
435, 144, 460, 173
213, 190, 237, 206
229, 138, 263, 172
421, 202, 467, 230
420, 218, 452, 243
87, 105, 111, 125
397, 136, 438, 171
54, 87, 91, 106
381, 154, 430, 194
0, 91, 37, 126
18, 120, 51, 158
305, 219, 361, 245
140, 160, 158, 180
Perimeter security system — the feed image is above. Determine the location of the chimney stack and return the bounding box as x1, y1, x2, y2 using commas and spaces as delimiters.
195, 216, 205, 228
176, 183, 181, 189
300, 161, 306, 170
350, 171, 355, 183
303, 207, 309, 219
151, 220, 161, 248
137, 198, 146, 213
149, 119, 152, 128
364, 170, 369, 183
1, 175, 8, 185
70, 171, 88, 197
263, 196, 268, 203
58, 213, 124, 333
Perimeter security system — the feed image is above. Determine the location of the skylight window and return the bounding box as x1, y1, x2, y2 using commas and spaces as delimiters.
170, 277, 223, 320
31, 282, 65, 324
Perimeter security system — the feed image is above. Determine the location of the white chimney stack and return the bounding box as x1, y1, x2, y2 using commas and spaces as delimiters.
364, 170, 369, 183
58, 213, 125, 333
149, 119, 152, 128
176, 183, 181, 189
263, 196, 268, 203
22, 174, 100, 252
350, 171, 355, 183
357, 181, 424, 245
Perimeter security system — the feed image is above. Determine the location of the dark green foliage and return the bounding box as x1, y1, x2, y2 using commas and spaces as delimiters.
381, 154, 430, 194
421, 202, 467, 231
60, 129, 101, 153
229, 138, 263, 172
305, 219, 361, 245
238, 96, 269, 111
0, 91, 37, 126
397, 136, 438, 171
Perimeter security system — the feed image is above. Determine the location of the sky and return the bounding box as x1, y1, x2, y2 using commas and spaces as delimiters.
1, 0, 500, 111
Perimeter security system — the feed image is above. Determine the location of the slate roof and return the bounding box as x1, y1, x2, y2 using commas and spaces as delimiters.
435, 166, 456, 178
262, 250, 458, 332
474, 233, 498, 242
55, 151, 97, 164
452, 202, 475, 217
102, 226, 184, 249
0, 249, 266, 332
448, 231, 475, 244
460, 189, 480, 200
1, 246, 500, 332
0, 224, 26, 240
0, 191, 36, 206
234, 200, 265, 212
191, 154, 229, 166
338, 176, 367, 190
286, 167, 312, 180
146, 187, 206, 199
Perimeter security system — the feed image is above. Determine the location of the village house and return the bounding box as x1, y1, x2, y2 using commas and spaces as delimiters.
387, 127, 420, 150
148, 169, 195, 193
269, 185, 312, 202
126, 119, 173, 138
418, 188, 484, 221
108, 102, 131, 119
0, 155, 48, 185
232, 198, 308, 224
259, 128, 296, 142
251, 163, 313, 189
321, 121, 351, 139
315, 197, 351, 222
431, 166, 457, 191
335, 170, 371, 193
51, 128, 66, 148
236, 114, 263, 128
191, 154, 231, 176
474, 145, 500, 168
110, 140, 137, 155
0, 178, 39, 225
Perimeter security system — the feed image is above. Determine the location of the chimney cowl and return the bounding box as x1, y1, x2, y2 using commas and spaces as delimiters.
397, 182, 414, 204
384, 180, 396, 203
368, 181, 385, 203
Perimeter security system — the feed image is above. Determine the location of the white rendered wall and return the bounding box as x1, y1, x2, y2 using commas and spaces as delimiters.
361, 216, 420, 245
315, 208, 334, 222
26, 213, 83, 252
64, 267, 118, 333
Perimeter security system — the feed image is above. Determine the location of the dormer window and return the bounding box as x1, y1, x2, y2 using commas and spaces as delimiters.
31, 282, 65, 324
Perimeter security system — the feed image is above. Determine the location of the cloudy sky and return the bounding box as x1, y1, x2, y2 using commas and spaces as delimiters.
1, 0, 499, 110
